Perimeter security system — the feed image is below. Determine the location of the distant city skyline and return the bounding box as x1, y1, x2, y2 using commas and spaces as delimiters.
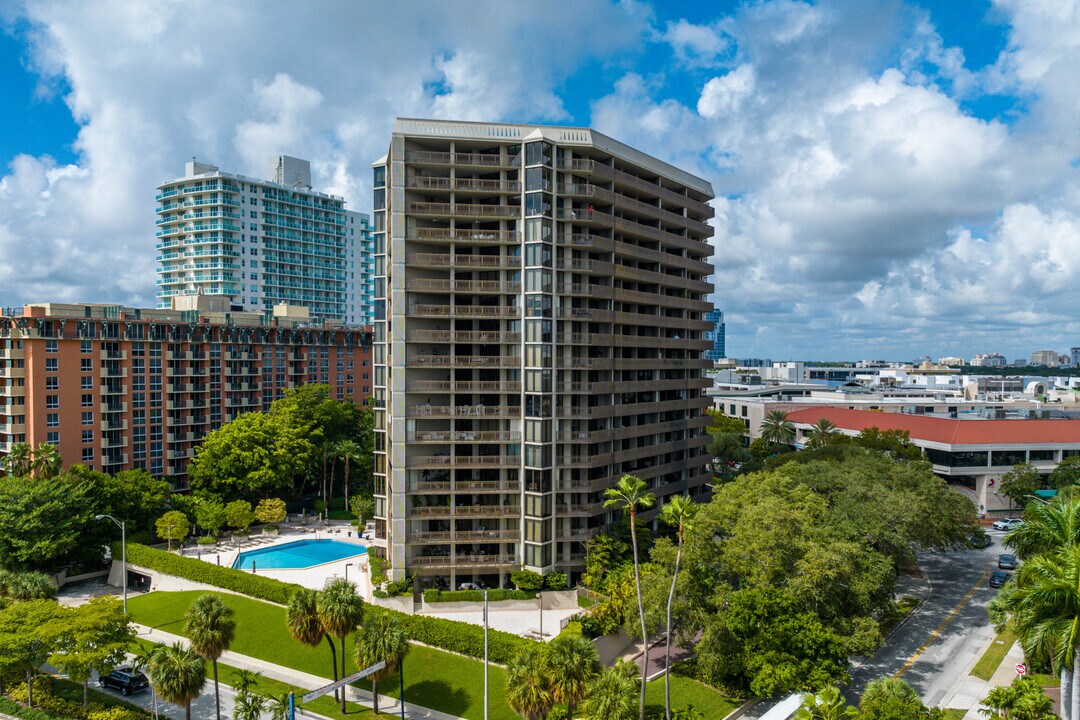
2, 1, 1079, 357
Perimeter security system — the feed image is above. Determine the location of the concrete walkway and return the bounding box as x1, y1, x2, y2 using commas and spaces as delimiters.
135, 624, 464, 720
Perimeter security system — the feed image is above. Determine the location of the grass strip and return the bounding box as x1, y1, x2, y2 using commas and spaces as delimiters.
970, 625, 1019, 681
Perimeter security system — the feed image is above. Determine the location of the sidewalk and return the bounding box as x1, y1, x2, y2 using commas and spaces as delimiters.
935, 638, 1024, 719
135, 624, 464, 720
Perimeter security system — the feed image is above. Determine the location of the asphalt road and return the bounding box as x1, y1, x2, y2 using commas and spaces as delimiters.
741, 530, 1007, 718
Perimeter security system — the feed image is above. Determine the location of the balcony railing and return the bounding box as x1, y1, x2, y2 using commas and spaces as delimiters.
405, 151, 520, 168
409, 430, 522, 443
408, 304, 520, 319
409, 202, 520, 219
409, 553, 517, 568
407, 355, 520, 369
407, 330, 521, 344
408, 279, 521, 294
412, 228, 520, 244
406, 177, 521, 193
411, 455, 517, 468
407, 404, 521, 418
409, 253, 520, 269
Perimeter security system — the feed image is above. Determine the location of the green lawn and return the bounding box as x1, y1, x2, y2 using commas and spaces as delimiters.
129, 590, 737, 720
939, 709, 966, 719
644, 675, 740, 718
129, 590, 518, 719
970, 625, 1019, 681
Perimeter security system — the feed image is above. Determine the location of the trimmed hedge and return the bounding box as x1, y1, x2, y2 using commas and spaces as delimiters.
117, 542, 303, 605
423, 588, 534, 603
120, 542, 537, 664
370, 606, 534, 664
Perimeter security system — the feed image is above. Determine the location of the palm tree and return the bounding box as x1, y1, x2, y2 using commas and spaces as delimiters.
231, 671, 266, 720
287, 588, 339, 697
318, 578, 364, 714
1009, 544, 1080, 720
603, 473, 655, 720
805, 419, 839, 449
1006, 497, 1080, 559
3, 442, 32, 477
505, 646, 555, 720
353, 613, 410, 714
0, 570, 56, 601
232, 691, 266, 720
547, 634, 602, 720
149, 642, 206, 720
335, 440, 363, 517
266, 692, 292, 720
578, 666, 636, 720
132, 643, 160, 720
793, 687, 857, 720
659, 495, 697, 720
760, 410, 795, 447
184, 594, 236, 720
31, 442, 62, 478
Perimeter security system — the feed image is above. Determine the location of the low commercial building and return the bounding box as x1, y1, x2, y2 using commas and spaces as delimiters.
785, 407, 1080, 516
0, 297, 372, 487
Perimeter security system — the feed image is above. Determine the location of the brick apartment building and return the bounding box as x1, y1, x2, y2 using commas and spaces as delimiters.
0, 296, 372, 487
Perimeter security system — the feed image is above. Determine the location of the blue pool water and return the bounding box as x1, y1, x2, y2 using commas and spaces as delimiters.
233, 539, 367, 570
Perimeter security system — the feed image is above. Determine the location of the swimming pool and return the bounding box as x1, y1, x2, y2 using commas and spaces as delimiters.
232, 539, 367, 571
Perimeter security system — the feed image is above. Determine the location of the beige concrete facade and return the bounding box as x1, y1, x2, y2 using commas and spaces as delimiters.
371, 119, 715, 586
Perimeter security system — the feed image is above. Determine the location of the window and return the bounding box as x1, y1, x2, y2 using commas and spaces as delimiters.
81, 411, 94, 426
46, 413, 59, 427
45, 358, 59, 372
45, 376, 58, 390
82, 447, 94, 463
81, 376, 93, 389
45, 339, 58, 353
47, 432, 59, 445
82, 393, 94, 407
80, 358, 93, 372
81, 340, 92, 354
82, 430, 94, 444
46, 395, 59, 409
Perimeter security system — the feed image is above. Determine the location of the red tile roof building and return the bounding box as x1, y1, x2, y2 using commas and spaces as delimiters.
786, 407, 1080, 515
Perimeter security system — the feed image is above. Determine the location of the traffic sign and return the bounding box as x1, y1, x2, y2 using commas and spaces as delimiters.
1016, 663, 1027, 676
301, 660, 386, 703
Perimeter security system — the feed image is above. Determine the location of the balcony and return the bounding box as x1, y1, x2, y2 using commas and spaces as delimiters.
0, 348, 24, 361
407, 404, 521, 419
554, 208, 614, 227
0, 366, 25, 379
411, 529, 520, 544
101, 436, 128, 450
408, 202, 520, 219
411, 228, 520, 244
406, 177, 521, 194
101, 454, 129, 467
404, 151, 520, 169
408, 430, 521, 443
409, 253, 520, 270
408, 304, 520, 319
409, 553, 517, 569
408, 279, 521, 294
99, 366, 128, 379
411, 455, 517, 469
102, 419, 128, 432
405, 380, 522, 394
99, 349, 127, 361
167, 383, 193, 394
101, 384, 127, 396
101, 402, 127, 414
559, 158, 713, 218
407, 330, 521, 344
407, 355, 520, 369
168, 431, 195, 443
0, 423, 26, 435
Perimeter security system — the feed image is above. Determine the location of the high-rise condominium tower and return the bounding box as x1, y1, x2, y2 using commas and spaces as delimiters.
155, 156, 373, 324
371, 119, 715, 587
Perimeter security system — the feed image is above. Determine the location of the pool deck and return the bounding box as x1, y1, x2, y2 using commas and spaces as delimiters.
181, 524, 373, 599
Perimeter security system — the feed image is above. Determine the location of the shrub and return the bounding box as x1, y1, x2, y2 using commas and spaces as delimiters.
423, 589, 534, 603
368, 555, 388, 585
556, 620, 583, 639
510, 569, 543, 592
116, 542, 302, 605
545, 571, 568, 590
0, 696, 74, 720
87, 710, 144, 720
369, 606, 533, 664
196, 537, 217, 546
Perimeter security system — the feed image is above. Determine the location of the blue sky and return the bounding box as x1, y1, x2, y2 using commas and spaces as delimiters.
1, 0, 1079, 361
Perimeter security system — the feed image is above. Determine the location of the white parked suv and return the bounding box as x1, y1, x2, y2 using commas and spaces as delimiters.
992, 518, 1024, 531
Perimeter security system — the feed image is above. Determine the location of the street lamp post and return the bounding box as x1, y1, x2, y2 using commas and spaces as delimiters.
345, 562, 355, 583
95, 514, 127, 613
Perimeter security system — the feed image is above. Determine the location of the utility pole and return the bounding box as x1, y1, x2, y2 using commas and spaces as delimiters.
484, 589, 489, 720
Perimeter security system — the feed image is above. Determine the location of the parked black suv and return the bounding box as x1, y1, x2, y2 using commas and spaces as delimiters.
99, 667, 149, 696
